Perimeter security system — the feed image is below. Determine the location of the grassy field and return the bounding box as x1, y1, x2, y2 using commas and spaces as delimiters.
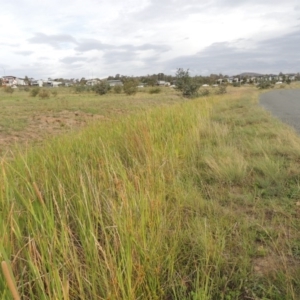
1, 84, 300, 299
0, 86, 183, 155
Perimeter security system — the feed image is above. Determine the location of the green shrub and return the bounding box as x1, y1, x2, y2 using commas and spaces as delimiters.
74, 85, 87, 93
215, 85, 227, 95
93, 81, 111, 95
113, 85, 123, 94
51, 90, 58, 97
123, 80, 138, 95
199, 88, 210, 97
148, 87, 161, 94
257, 81, 274, 89
175, 68, 200, 98
4, 86, 14, 94
30, 87, 40, 97
39, 89, 50, 99
19, 86, 29, 92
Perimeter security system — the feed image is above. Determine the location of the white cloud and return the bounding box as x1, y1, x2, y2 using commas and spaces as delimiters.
0, 0, 299, 78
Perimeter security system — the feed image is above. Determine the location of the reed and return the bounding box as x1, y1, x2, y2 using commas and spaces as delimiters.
0, 87, 300, 299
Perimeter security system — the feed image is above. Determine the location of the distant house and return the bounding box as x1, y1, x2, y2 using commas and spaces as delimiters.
107, 80, 123, 87
31, 79, 44, 87
289, 75, 296, 81
157, 80, 171, 86
2, 76, 27, 86
157, 80, 166, 86
62, 79, 74, 87
42, 80, 62, 87
51, 81, 62, 87
86, 79, 100, 86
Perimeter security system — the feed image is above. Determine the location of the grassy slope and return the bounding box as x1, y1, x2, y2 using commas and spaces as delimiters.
1, 86, 300, 299
0, 86, 183, 155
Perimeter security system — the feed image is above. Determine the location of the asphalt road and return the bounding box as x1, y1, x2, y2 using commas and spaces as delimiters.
259, 89, 300, 133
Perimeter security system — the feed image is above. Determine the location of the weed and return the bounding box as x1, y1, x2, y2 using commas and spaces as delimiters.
30, 87, 40, 97
51, 90, 58, 97
4, 86, 14, 94
215, 85, 227, 94
123, 79, 138, 95
39, 89, 50, 99
199, 88, 210, 97
148, 87, 161, 94
0, 85, 300, 298
113, 85, 123, 94
93, 81, 111, 95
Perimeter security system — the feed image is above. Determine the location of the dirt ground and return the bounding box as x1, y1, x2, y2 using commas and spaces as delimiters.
0, 110, 105, 154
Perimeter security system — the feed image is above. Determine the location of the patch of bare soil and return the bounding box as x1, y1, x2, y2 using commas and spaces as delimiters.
0, 110, 105, 154
252, 251, 296, 277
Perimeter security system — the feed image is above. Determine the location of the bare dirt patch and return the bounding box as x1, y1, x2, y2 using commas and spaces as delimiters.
252, 252, 297, 278
0, 110, 105, 153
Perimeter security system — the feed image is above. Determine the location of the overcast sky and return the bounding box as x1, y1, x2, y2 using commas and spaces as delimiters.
1, 0, 299, 79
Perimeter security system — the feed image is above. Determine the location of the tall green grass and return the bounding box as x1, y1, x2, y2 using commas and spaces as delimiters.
1, 88, 300, 299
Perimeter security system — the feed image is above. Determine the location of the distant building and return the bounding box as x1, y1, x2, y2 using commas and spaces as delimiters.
31, 79, 44, 87
289, 75, 296, 81
107, 80, 123, 87
157, 80, 171, 86
50, 81, 62, 87
86, 79, 101, 86
1, 76, 27, 86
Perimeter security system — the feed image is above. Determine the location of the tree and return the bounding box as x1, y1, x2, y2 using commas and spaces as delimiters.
158, 73, 165, 80
113, 85, 122, 94
79, 77, 87, 85
144, 77, 157, 87
4, 86, 14, 94
123, 79, 138, 95
24, 75, 30, 85
175, 68, 200, 97
93, 81, 111, 95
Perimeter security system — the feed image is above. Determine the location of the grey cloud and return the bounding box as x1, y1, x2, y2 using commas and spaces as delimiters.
75, 39, 113, 52
121, 43, 171, 52
0, 42, 19, 47
101, 43, 171, 65
14, 51, 34, 56
210, 0, 294, 7
60, 56, 88, 64
166, 30, 300, 75
28, 33, 78, 49
102, 50, 137, 64
134, 0, 209, 22
259, 30, 300, 54
131, 0, 296, 25
75, 39, 171, 53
